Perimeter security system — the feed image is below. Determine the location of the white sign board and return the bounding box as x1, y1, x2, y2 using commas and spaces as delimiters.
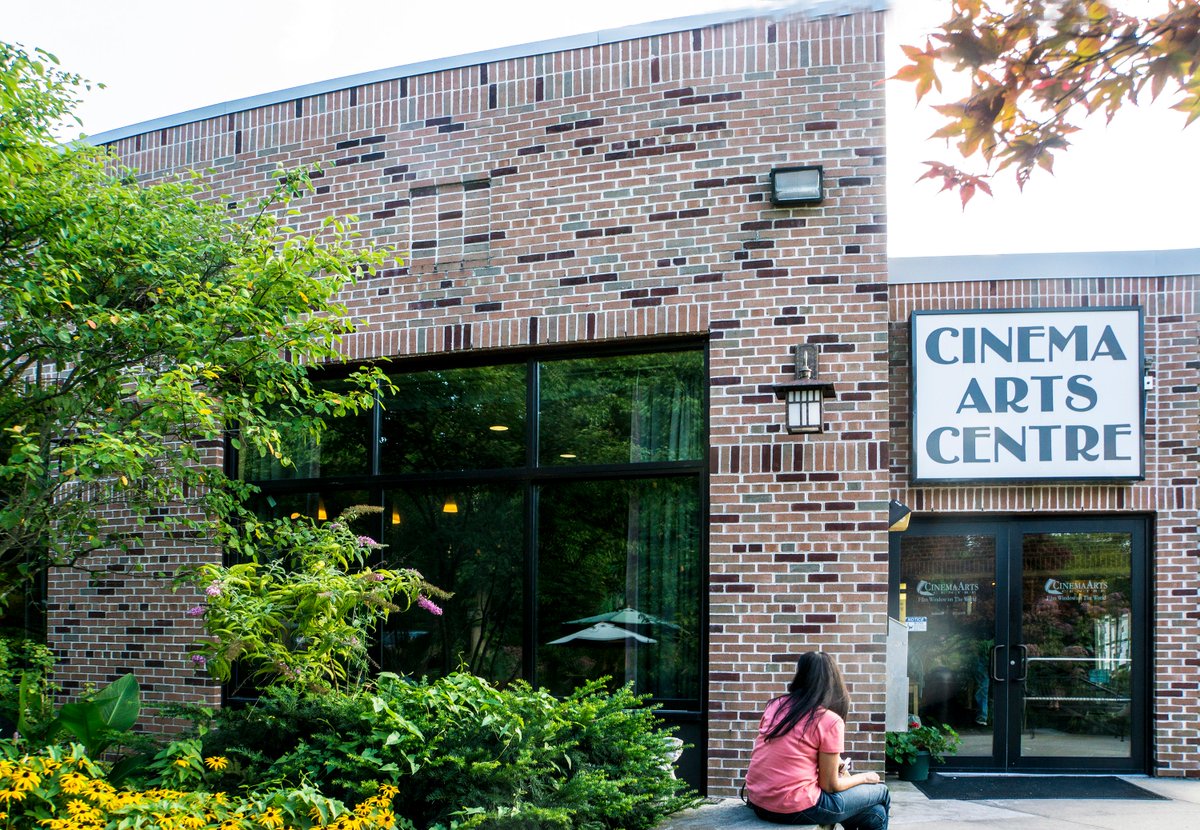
911, 308, 1143, 482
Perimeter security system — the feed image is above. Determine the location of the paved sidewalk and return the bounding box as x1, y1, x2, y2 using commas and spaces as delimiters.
657, 777, 1200, 829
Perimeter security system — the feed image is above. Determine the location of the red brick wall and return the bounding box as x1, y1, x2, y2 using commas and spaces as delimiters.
59, 7, 889, 793
890, 275, 1200, 777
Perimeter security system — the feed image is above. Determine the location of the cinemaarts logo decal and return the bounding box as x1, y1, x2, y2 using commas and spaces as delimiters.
1044, 578, 1108, 602
915, 579, 980, 602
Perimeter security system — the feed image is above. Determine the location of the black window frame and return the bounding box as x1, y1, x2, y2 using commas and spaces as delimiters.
225, 337, 709, 718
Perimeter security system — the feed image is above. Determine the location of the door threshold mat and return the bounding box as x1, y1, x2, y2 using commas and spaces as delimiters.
912, 774, 1167, 800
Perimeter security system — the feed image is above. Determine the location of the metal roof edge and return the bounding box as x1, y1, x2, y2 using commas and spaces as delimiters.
889, 249, 1200, 284
87, 0, 886, 146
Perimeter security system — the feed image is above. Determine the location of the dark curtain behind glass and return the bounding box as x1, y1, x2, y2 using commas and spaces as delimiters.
537, 477, 700, 702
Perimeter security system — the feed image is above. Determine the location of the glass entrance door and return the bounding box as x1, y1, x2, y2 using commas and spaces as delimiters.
893, 518, 1147, 772
1015, 530, 1138, 763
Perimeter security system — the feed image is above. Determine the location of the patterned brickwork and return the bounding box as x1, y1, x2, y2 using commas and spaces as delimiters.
54, 7, 889, 794
890, 275, 1200, 778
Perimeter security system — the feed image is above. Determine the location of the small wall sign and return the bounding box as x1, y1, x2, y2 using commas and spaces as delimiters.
911, 307, 1144, 482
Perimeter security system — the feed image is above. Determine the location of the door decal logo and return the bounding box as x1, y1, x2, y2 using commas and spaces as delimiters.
916, 579, 980, 601
1043, 577, 1108, 601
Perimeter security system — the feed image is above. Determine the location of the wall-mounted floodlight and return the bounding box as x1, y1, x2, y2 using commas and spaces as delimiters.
770, 165, 823, 206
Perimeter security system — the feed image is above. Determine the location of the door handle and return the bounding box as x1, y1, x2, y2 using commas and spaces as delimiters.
1014, 644, 1029, 682
990, 644, 1006, 682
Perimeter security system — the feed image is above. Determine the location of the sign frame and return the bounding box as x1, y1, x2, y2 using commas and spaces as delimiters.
910, 306, 1145, 484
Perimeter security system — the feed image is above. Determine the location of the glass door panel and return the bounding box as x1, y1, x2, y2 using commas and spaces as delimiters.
1018, 532, 1134, 760
894, 517, 1146, 772
898, 533, 998, 760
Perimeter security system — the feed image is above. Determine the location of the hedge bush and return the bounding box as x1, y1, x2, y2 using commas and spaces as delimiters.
191, 672, 697, 830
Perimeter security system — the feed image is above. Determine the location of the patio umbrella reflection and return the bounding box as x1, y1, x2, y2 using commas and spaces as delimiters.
546, 622, 657, 645
565, 606, 680, 629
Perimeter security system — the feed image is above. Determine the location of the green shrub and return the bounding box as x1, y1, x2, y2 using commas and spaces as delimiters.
191, 672, 698, 829
0, 634, 56, 734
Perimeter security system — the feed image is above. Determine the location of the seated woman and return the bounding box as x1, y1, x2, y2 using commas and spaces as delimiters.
744, 651, 891, 829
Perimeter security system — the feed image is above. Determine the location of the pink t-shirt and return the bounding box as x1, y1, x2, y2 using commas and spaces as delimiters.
744, 700, 845, 814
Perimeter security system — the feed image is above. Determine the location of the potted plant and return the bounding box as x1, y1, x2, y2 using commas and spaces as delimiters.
885, 720, 961, 782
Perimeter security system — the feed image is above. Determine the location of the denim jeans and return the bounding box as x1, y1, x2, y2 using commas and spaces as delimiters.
750, 784, 891, 830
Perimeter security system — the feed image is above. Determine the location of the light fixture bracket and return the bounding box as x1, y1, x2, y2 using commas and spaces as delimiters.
772, 344, 837, 400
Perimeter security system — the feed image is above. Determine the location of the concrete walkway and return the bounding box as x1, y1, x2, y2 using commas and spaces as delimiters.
657, 777, 1200, 829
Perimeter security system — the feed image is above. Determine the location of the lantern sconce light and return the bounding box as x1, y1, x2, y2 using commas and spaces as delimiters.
770, 165, 823, 206
773, 344, 837, 434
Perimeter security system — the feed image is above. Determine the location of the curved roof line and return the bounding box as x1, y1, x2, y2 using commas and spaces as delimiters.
88, 0, 886, 145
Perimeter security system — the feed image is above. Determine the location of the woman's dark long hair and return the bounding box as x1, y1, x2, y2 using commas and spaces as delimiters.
762, 651, 851, 741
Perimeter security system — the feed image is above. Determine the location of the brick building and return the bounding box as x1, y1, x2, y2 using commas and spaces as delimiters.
889, 251, 1200, 779
52, 0, 1197, 797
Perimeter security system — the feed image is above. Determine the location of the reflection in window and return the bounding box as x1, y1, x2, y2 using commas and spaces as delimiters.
899, 534, 996, 757
240, 347, 705, 710
238, 379, 371, 481
537, 478, 700, 702
249, 490, 371, 526
540, 352, 704, 466
379, 485, 523, 684
1021, 532, 1133, 758
380, 364, 526, 473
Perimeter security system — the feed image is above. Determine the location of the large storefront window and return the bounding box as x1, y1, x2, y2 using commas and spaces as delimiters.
240, 346, 706, 712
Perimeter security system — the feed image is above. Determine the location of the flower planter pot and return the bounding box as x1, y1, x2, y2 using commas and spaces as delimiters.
897, 750, 931, 782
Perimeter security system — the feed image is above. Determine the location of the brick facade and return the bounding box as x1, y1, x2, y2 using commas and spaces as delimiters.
54, 4, 890, 796
890, 273, 1200, 778
43, 0, 1199, 793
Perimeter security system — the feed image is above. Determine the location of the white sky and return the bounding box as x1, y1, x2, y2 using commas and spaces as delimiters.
6, 0, 1198, 258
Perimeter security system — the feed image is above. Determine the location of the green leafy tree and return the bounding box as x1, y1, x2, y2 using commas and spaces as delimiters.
0, 42, 392, 610
896, 0, 1200, 203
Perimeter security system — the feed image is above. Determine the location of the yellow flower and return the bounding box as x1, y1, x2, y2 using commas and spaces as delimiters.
204, 756, 230, 771
10, 767, 40, 791
66, 799, 99, 816
256, 807, 284, 829
174, 758, 191, 768
0, 788, 26, 804
59, 771, 92, 794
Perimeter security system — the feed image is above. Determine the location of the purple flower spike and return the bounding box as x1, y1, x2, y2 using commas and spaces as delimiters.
205, 581, 222, 597
357, 535, 377, 547
417, 595, 443, 616
191, 654, 207, 667
186, 605, 206, 617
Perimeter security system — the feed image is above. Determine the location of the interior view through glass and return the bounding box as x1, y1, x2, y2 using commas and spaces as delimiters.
898, 527, 1135, 766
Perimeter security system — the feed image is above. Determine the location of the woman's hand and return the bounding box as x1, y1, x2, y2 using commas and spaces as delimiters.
820, 753, 882, 791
